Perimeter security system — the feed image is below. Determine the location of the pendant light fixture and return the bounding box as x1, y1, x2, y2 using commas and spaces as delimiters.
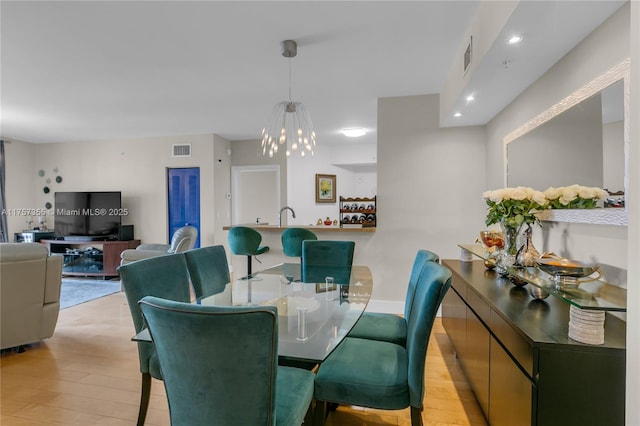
261, 40, 316, 158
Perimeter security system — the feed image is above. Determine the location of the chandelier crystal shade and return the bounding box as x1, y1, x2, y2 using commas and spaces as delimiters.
261, 40, 316, 158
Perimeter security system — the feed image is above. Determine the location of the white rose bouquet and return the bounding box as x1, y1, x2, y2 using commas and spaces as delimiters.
544, 185, 608, 209
483, 187, 548, 229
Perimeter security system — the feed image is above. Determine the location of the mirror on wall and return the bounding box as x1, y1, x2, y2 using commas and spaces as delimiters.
506, 80, 624, 192
503, 59, 629, 226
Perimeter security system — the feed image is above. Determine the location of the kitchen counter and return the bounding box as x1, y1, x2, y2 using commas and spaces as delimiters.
222, 224, 376, 233
221, 224, 375, 277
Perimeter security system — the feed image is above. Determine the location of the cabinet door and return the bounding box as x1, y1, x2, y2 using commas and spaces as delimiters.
537, 347, 625, 426
442, 288, 466, 359
466, 308, 490, 417
489, 336, 534, 426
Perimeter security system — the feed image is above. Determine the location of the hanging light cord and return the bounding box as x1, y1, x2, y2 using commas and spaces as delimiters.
288, 57, 292, 103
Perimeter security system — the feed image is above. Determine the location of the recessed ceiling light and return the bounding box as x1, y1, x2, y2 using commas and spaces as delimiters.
466, 95, 475, 102
454, 112, 462, 118
341, 128, 366, 137
507, 35, 523, 45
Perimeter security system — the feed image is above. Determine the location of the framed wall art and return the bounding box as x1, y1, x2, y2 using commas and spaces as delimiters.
315, 174, 336, 203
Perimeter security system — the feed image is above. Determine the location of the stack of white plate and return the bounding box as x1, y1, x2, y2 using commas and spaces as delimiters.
569, 305, 605, 345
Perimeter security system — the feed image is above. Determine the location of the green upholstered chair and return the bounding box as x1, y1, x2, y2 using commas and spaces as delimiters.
301, 240, 355, 284
118, 254, 192, 426
313, 261, 452, 426
184, 245, 230, 299
281, 228, 318, 258
347, 249, 440, 346
228, 226, 270, 276
138, 296, 315, 426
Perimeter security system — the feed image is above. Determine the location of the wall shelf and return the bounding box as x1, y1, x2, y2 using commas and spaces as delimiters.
535, 208, 627, 226
339, 196, 376, 228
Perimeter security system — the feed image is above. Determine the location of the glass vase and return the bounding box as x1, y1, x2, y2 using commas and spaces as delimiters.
516, 224, 540, 267
495, 221, 521, 276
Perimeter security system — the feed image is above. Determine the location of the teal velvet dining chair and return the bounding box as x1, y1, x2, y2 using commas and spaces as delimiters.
347, 249, 440, 346
183, 245, 230, 299
138, 296, 315, 426
227, 226, 270, 276
281, 228, 318, 258
118, 254, 192, 426
301, 240, 355, 284
313, 261, 452, 426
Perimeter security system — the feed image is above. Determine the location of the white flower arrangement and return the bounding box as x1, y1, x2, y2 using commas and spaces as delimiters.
543, 185, 608, 209
483, 187, 548, 228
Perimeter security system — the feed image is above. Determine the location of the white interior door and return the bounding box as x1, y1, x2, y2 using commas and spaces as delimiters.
231, 165, 280, 225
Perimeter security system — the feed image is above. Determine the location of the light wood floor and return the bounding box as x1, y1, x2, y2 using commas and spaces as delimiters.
1, 291, 487, 426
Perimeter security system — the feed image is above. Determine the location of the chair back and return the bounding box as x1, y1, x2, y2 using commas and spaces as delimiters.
184, 245, 230, 299
118, 254, 191, 375
301, 240, 355, 284
281, 228, 318, 257
405, 261, 451, 408
169, 226, 198, 254
139, 296, 279, 426
228, 226, 263, 256
404, 249, 440, 320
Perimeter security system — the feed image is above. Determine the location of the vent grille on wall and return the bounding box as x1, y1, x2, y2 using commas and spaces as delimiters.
172, 144, 191, 157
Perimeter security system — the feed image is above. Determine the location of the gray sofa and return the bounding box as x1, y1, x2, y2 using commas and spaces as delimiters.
120, 225, 198, 265
1, 243, 63, 350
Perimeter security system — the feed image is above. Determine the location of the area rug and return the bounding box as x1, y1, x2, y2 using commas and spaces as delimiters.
60, 278, 122, 309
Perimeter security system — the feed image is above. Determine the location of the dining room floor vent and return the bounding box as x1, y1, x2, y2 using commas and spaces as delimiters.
172, 144, 191, 157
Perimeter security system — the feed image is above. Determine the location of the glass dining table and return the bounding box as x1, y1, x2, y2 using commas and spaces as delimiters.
133, 263, 373, 366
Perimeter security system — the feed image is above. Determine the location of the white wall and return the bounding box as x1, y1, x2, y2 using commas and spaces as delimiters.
626, 1, 639, 423
212, 134, 232, 247
3, 140, 38, 237
4, 134, 226, 247
287, 144, 375, 227
374, 94, 486, 302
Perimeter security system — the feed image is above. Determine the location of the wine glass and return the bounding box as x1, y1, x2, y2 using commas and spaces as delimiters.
480, 230, 505, 249
479, 230, 504, 269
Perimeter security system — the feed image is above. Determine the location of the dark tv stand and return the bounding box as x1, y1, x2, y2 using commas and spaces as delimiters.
63, 235, 110, 242
41, 239, 141, 278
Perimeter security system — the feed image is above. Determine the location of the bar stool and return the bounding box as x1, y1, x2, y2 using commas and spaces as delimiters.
227, 226, 269, 276
281, 228, 318, 258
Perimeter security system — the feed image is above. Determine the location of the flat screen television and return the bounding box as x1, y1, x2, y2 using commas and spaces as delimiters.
54, 191, 122, 240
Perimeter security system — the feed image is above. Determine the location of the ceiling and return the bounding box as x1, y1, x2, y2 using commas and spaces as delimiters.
0, 1, 626, 147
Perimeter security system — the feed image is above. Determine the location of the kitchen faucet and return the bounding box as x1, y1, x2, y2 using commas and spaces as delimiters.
278, 206, 296, 227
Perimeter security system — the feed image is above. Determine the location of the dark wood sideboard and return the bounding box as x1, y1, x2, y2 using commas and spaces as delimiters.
441, 259, 625, 426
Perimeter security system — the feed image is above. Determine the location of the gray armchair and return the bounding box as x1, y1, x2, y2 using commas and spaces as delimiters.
120, 226, 198, 265
1, 243, 63, 350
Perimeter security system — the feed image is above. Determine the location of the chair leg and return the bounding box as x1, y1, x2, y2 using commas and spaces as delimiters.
137, 372, 152, 426
246, 255, 252, 276
314, 400, 327, 425
303, 402, 314, 425
410, 406, 423, 426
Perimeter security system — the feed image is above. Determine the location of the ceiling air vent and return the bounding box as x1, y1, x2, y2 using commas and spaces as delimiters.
463, 35, 472, 73
172, 144, 191, 157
